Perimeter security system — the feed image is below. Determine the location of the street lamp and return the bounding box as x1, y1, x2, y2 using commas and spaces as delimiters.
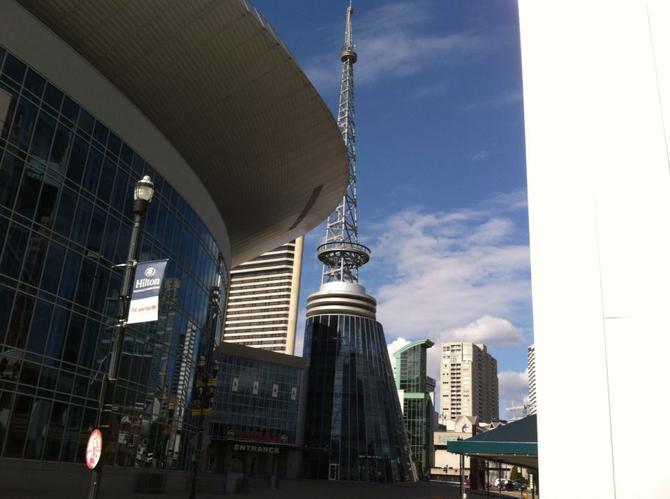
88, 175, 154, 499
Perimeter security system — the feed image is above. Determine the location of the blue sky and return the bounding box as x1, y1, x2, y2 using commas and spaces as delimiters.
253, 0, 531, 418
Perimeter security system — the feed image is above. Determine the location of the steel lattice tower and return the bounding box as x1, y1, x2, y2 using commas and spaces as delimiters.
317, 3, 370, 284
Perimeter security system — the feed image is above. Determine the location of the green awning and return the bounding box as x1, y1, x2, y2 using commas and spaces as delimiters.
446, 415, 538, 469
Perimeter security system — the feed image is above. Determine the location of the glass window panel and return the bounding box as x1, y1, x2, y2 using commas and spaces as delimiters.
63, 313, 85, 364
34, 176, 60, 228
19, 359, 40, 387
23, 69, 45, 97
4, 394, 32, 458
8, 97, 38, 151
79, 320, 99, 369
82, 146, 102, 193
46, 307, 69, 360
90, 265, 109, 314
56, 369, 73, 395
102, 215, 119, 261
107, 132, 121, 157
43, 83, 63, 111
0, 284, 15, 345
14, 164, 43, 219
0, 223, 28, 279
58, 250, 81, 302
66, 135, 87, 184
24, 398, 51, 459
86, 206, 105, 255
71, 197, 92, 246
49, 124, 72, 174
115, 223, 131, 263
39, 241, 65, 294
6, 292, 34, 349
29, 111, 56, 161
92, 121, 108, 146
44, 401, 67, 460
120, 143, 132, 165
60, 406, 84, 461
74, 258, 95, 308
0, 151, 24, 209
53, 187, 76, 237
61, 96, 78, 123
21, 232, 48, 286
97, 158, 115, 204
38, 366, 57, 390
76, 105, 95, 134
2, 53, 26, 84
26, 300, 52, 355
0, 391, 12, 455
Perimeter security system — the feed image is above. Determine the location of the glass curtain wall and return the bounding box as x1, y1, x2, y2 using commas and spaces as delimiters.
0, 47, 226, 469
303, 314, 411, 482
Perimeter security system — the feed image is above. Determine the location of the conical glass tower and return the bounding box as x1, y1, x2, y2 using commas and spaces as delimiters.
302, 4, 413, 482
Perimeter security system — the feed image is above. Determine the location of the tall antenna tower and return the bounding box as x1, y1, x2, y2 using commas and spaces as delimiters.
317, 3, 370, 284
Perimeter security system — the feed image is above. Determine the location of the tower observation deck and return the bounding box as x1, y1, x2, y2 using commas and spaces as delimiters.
317, 3, 370, 284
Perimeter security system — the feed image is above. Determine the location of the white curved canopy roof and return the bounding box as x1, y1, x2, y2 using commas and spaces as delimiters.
17, 0, 347, 266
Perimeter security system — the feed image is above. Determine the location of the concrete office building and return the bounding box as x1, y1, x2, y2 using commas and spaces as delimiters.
222, 237, 303, 354
0, 1, 348, 497
519, 2, 670, 496
394, 339, 436, 475
440, 343, 499, 422
527, 344, 536, 415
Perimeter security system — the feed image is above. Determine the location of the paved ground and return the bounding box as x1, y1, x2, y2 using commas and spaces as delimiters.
5, 479, 535, 499
218, 480, 531, 499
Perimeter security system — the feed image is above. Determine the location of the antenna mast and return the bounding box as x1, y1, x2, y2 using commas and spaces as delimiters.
317, 3, 370, 283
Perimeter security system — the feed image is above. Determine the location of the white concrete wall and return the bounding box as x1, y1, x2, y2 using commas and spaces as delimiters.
519, 1, 670, 498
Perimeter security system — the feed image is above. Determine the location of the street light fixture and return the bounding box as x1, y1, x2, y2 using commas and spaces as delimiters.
88, 175, 154, 499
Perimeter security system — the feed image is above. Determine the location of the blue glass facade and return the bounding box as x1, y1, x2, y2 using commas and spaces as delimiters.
0, 47, 227, 469
209, 346, 303, 447
394, 339, 434, 474
303, 314, 412, 482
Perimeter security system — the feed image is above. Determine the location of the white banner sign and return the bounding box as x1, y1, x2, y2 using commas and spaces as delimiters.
127, 259, 168, 324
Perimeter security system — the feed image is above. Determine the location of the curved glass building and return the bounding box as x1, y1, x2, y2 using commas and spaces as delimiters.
0, 1, 348, 495
303, 282, 412, 482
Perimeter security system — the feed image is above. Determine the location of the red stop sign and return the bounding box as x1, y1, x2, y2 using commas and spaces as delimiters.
85, 429, 103, 470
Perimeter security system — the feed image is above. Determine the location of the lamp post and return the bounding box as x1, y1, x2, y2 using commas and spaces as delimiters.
88, 175, 155, 499
189, 274, 222, 499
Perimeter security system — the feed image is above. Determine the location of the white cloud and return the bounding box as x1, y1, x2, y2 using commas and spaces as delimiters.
373, 192, 532, 413
303, 1, 501, 89
373, 196, 531, 340
498, 369, 529, 419
449, 315, 523, 346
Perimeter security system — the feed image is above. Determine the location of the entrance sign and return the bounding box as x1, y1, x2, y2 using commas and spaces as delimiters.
127, 259, 168, 324
85, 429, 103, 470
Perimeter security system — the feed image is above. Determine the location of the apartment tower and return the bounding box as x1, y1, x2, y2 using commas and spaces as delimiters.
221, 237, 303, 354
440, 342, 499, 422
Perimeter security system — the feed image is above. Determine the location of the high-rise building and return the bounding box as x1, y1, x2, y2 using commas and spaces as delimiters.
221, 237, 303, 354
302, 4, 412, 483
394, 339, 436, 475
527, 344, 536, 415
440, 342, 499, 422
